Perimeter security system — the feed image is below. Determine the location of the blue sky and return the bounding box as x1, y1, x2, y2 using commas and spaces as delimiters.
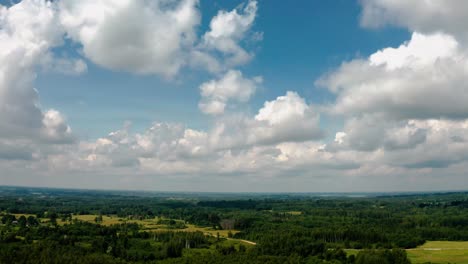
1, 0, 468, 192
35, 0, 409, 139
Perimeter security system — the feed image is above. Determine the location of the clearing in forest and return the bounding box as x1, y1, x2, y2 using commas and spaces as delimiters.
407, 241, 468, 264
62, 214, 254, 245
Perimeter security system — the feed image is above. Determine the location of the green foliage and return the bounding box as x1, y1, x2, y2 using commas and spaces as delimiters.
2, 187, 467, 263
355, 249, 410, 264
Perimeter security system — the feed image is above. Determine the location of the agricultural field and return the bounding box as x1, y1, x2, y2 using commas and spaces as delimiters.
3, 187, 468, 263
407, 241, 468, 264
69, 214, 241, 238
9, 213, 244, 242
345, 242, 468, 263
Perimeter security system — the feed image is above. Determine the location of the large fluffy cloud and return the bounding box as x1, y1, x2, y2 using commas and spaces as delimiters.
318, 32, 468, 119
59, 0, 201, 77
209, 91, 323, 149
317, 1, 468, 175
0, 0, 73, 148
328, 115, 427, 152
79, 91, 322, 168
330, 118, 468, 169
59, 0, 260, 77
0, 0, 261, 163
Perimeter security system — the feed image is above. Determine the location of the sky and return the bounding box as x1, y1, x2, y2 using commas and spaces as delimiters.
0, 0, 467, 192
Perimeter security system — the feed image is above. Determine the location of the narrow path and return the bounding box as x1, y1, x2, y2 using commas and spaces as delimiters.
236, 239, 256, 245
225, 237, 257, 245
204, 232, 257, 245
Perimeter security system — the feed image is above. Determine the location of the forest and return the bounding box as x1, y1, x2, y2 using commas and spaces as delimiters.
1, 186, 468, 263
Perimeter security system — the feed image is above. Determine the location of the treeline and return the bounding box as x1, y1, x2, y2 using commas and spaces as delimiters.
3, 194, 468, 249
0, 220, 411, 264
0, 221, 211, 263
2, 189, 468, 263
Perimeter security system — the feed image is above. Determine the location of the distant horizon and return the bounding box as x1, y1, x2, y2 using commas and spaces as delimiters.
2, 185, 467, 197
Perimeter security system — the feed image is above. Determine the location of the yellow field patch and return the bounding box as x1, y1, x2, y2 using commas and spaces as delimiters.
286, 211, 302, 215
264, 210, 302, 215
12, 213, 35, 218
344, 249, 359, 256
63, 215, 154, 226
66, 215, 240, 239
417, 241, 468, 249
8, 213, 252, 245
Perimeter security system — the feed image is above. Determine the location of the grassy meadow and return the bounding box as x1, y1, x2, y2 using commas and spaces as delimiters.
407, 241, 468, 264
346, 241, 468, 263
52, 214, 240, 238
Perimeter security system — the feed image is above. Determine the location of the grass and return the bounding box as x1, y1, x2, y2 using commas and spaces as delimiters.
344, 249, 359, 257
13, 214, 35, 218
286, 211, 302, 215
67, 215, 124, 226
6, 213, 255, 246
10, 213, 468, 261
63, 214, 243, 240
346, 242, 468, 263
416, 241, 468, 249
407, 241, 468, 264
264, 210, 302, 216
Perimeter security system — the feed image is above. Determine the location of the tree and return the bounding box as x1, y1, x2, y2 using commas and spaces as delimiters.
18, 215, 27, 228
27, 216, 39, 226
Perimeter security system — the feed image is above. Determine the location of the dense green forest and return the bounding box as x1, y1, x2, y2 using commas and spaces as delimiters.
1, 187, 468, 263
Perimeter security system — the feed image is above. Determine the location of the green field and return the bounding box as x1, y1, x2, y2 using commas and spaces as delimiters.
346, 242, 468, 263
10, 213, 243, 239
407, 241, 468, 264
67, 214, 241, 238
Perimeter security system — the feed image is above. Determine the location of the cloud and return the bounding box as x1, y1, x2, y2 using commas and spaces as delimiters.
80, 122, 210, 169
209, 91, 323, 149
328, 115, 427, 152
0, 140, 34, 161
41, 110, 74, 143
0, 0, 73, 147
252, 91, 323, 143
360, 0, 468, 41
199, 70, 262, 115
378, 119, 468, 169
198, 0, 259, 70
369, 32, 459, 70
58, 0, 261, 77
383, 122, 427, 151
59, 0, 201, 78
256, 91, 310, 125
51, 91, 323, 178
315, 0, 468, 182
40, 55, 87, 75
3, 0, 468, 192
318, 32, 468, 119
0, 0, 261, 161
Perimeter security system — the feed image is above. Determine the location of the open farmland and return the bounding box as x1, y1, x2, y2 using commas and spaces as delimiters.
407, 241, 468, 264
2, 187, 468, 263
346, 241, 468, 263
67, 214, 240, 238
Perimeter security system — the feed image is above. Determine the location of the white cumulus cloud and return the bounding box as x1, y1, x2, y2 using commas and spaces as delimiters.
199, 0, 259, 69
199, 70, 262, 115
59, 0, 201, 78
0, 0, 73, 147
318, 32, 468, 119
